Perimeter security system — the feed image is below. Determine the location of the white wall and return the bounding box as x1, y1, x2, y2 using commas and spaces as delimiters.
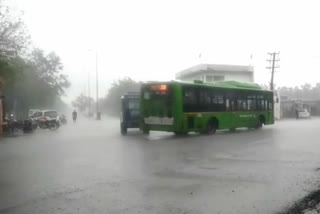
274, 91, 281, 119
223, 72, 253, 82
179, 71, 253, 83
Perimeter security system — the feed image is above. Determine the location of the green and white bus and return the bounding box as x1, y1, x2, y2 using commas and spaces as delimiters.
140, 81, 274, 134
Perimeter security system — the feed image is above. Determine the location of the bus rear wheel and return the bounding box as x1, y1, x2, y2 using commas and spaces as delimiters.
174, 131, 188, 136
142, 128, 149, 135
206, 120, 217, 135
256, 116, 264, 129
120, 123, 127, 135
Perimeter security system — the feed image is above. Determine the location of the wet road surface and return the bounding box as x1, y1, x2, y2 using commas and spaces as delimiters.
1, 118, 320, 214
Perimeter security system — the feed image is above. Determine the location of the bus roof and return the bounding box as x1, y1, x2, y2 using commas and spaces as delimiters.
144, 80, 270, 92
121, 92, 140, 99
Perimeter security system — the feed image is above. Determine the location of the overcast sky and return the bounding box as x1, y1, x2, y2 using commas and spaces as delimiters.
7, 0, 320, 103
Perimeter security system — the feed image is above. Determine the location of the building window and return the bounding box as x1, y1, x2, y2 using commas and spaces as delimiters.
214, 75, 225, 81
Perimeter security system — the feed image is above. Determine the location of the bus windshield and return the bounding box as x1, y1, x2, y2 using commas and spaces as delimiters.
128, 99, 140, 110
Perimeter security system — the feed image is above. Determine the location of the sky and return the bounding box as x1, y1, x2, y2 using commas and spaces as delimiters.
7, 0, 320, 103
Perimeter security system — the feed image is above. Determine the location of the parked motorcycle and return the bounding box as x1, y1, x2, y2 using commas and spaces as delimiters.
3, 113, 24, 135
60, 114, 67, 125
22, 118, 38, 133
38, 117, 60, 131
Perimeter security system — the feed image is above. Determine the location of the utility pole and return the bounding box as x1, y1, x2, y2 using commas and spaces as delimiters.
266, 52, 280, 91
88, 49, 100, 120
88, 71, 91, 116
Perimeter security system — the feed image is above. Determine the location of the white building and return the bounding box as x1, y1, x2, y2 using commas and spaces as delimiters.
175, 64, 254, 83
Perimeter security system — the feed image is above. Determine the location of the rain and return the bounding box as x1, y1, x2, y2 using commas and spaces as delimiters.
1, 0, 320, 213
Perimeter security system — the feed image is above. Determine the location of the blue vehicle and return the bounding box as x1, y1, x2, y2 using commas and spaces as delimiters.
120, 92, 140, 134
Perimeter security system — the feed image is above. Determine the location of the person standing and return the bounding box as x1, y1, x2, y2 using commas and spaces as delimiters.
72, 110, 77, 123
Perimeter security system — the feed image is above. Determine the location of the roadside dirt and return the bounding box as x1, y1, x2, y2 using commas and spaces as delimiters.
278, 189, 320, 214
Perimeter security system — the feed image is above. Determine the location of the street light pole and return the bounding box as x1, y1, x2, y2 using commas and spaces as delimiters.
95, 51, 100, 120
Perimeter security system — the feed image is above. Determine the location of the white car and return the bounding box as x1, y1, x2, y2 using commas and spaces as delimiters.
31, 110, 60, 122
298, 109, 310, 119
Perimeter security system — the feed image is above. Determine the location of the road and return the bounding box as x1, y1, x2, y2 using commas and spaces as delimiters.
1, 117, 320, 214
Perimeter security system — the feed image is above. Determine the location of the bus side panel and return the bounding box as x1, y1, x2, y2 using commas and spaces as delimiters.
173, 84, 187, 133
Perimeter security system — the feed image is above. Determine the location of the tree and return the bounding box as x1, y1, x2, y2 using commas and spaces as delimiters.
0, 2, 70, 117
3, 49, 70, 116
278, 83, 320, 100
72, 94, 94, 113
102, 77, 141, 115
29, 49, 70, 96
0, 2, 30, 58
0, 56, 24, 87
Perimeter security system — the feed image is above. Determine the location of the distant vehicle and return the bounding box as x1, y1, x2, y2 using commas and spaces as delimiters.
297, 109, 310, 119
120, 92, 140, 134
31, 110, 60, 130
140, 81, 274, 135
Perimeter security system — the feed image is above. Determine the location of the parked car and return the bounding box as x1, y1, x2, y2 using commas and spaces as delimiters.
31, 110, 59, 121
30, 110, 60, 130
297, 109, 311, 119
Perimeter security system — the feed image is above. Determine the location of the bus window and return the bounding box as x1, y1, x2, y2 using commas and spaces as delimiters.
247, 95, 256, 111
237, 99, 242, 110
199, 90, 212, 111
231, 100, 236, 111
248, 99, 256, 111
248, 100, 252, 110
128, 99, 140, 109
268, 101, 273, 110
212, 94, 225, 111
237, 99, 247, 111
265, 100, 268, 110
184, 90, 197, 105
256, 99, 263, 110
242, 100, 247, 110
226, 99, 230, 111
183, 88, 197, 112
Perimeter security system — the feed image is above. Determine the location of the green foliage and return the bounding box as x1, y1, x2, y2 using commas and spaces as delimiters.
101, 77, 141, 115
278, 83, 320, 100
0, 1, 70, 117
3, 50, 70, 115
29, 49, 70, 96
0, 56, 24, 87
